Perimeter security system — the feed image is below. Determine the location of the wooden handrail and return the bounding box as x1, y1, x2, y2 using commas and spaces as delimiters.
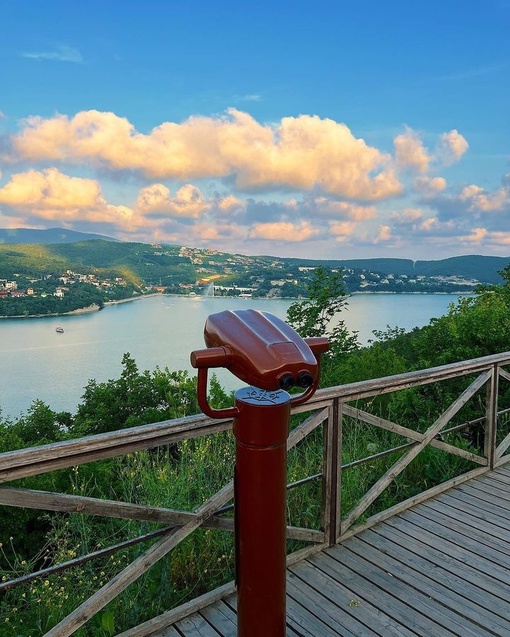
0, 350, 509, 636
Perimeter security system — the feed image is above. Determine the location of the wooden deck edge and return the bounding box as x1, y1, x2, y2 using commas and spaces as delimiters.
338, 465, 489, 543
115, 581, 236, 637
286, 541, 328, 567
114, 542, 327, 637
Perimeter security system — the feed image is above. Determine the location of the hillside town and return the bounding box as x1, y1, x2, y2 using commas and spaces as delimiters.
0, 270, 128, 300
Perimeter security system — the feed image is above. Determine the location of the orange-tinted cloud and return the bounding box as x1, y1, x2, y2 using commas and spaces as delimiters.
329, 221, 358, 241
0, 168, 103, 212
136, 183, 209, 219
419, 217, 439, 232
490, 231, 510, 245
313, 198, 377, 220
217, 195, 245, 213
459, 184, 509, 211
463, 227, 488, 243
436, 130, 468, 165
9, 109, 402, 200
394, 129, 431, 173
248, 220, 319, 242
391, 208, 423, 223
375, 225, 392, 242
0, 168, 141, 229
413, 176, 447, 195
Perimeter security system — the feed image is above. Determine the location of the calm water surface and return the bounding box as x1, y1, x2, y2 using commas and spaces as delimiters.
0, 293, 461, 418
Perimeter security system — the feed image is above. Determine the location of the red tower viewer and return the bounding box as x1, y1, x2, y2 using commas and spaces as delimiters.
191, 309, 328, 637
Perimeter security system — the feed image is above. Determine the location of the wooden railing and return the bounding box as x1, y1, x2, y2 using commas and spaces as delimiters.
1, 351, 509, 636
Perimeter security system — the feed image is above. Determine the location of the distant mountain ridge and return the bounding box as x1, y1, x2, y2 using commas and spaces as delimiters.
309, 255, 509, 284
0, 227, 117, 245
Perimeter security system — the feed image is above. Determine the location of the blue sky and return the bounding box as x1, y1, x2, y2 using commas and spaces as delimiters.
0, 0, 509, 260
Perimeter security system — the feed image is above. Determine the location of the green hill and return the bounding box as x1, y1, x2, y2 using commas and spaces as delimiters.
0, 227, 116, 245
0, 232, 508, 298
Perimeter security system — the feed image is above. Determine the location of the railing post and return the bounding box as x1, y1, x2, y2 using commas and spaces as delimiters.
485, 363, 499, 470
323, 397, 342, 545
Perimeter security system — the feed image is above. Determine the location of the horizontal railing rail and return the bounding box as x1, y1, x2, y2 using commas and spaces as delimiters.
0, 350, 509, 636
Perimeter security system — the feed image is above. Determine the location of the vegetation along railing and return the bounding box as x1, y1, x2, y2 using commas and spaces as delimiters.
1, 350, 509, 636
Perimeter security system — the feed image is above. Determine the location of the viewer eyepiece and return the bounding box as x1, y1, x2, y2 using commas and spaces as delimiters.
297, 371, 314, 388
279, 373, 295, 391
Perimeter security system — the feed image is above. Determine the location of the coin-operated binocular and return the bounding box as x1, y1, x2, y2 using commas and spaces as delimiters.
190, 309, 329, 416
191, 310, 328, 637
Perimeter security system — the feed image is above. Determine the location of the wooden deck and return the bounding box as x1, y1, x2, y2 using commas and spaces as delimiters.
150, 463, 510, 637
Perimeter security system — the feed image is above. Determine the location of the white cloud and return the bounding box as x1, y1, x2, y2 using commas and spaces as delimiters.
22, 45, 84, 64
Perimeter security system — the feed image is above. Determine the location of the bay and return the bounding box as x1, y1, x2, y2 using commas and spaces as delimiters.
0, 293, 461, 418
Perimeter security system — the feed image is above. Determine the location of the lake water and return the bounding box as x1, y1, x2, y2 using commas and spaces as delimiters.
0, 293, 462, 418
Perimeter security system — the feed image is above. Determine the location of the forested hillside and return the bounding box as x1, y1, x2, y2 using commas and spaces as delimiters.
0, 234, 508, 299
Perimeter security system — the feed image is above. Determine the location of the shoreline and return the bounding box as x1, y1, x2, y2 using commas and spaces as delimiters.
0, 293, 164, 320
0, 290, 469, 320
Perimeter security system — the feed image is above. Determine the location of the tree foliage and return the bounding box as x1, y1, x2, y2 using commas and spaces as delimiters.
71, 353, 200, 436
286, 266, 359, 356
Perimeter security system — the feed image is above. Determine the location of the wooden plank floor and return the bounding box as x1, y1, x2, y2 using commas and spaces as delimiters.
153, 464, 510, 636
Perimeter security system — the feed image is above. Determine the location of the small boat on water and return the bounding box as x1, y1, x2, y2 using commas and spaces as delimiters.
55, 326, 64, 333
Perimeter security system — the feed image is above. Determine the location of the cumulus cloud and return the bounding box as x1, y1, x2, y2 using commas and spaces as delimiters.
217, 194, 245, 214
375, 225, 392, 242
463, 227, 488, 243
436, 130, 469, 165
0, 168, 281, 244
413, 176, 447, 195
394, 127, 467, 178
2, 106, 506, 259
459, 183, 510, 212
0, 168, 140, 230
391, 208, 423, 224
136, 183, 209, 219
0, 168, 103, 212
419, 217, 440, 232
8, 109, 402, 200
394, 128, 431, 173
248, 220, 319, 242
191, 221, 246, 243
329, 221, 358, 241
312, 197, 377, 220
